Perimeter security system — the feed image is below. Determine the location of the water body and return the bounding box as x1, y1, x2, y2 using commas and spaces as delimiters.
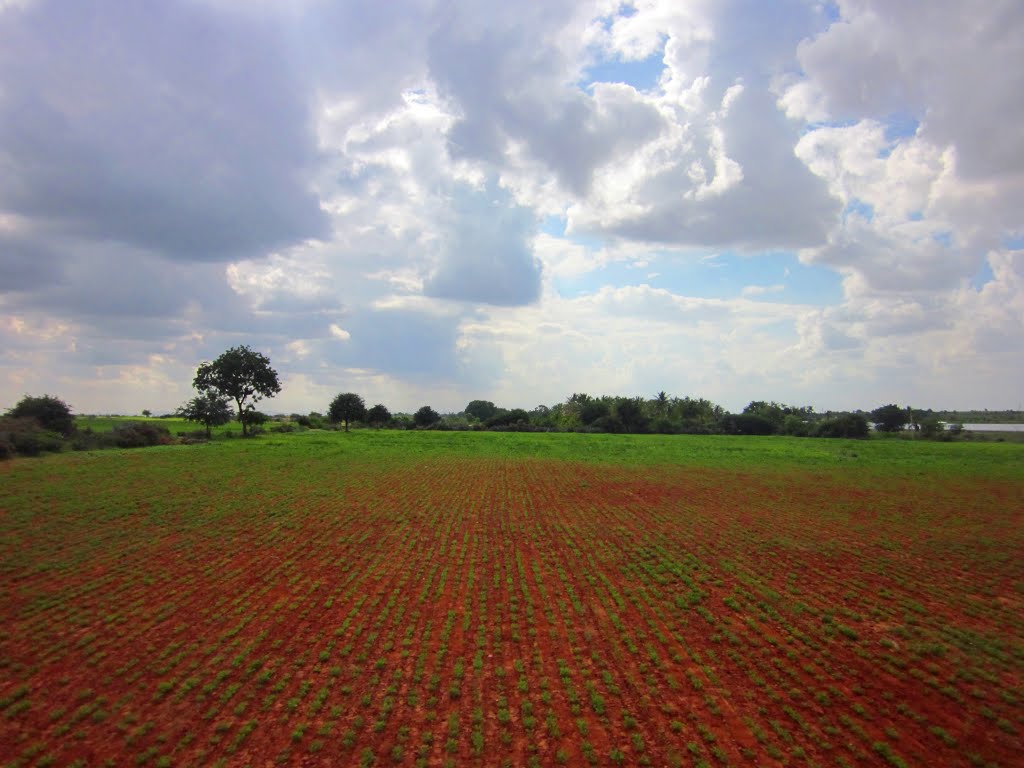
951, 423, 1024, 432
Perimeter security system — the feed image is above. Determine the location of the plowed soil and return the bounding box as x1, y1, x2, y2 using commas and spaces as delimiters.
1, 453, 1022, 767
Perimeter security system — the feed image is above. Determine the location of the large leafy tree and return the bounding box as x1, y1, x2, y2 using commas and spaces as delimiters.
871, 403, 910, 433
7, 394, 75, 436
413, 405, 440, 428
366, 403, 391, 428
614, 397, 649, 433
176, 392, 232, 438
464, 400, 499, 422
328, 392, 366, 432
193, 345, 281, 436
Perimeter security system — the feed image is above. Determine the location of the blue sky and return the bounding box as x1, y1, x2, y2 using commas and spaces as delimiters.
1, 0, 1023, 414
581, 51, 664, 92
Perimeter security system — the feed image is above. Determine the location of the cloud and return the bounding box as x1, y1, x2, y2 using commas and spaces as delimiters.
560, 1, 840, 250
0, 0, 1021, 415
424, 184, 543, 306
741, 284, 784, 297
784, 0, 1024, 179
0, 0, 330, 263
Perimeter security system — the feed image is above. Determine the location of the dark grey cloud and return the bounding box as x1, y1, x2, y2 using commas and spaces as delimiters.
425, 184, 542, 306
0, 0, 328, 262
0, 231, 64, 291
336, 308, 462, 380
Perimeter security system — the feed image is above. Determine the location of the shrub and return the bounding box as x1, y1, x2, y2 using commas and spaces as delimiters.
721, 413, 776, 435
650, 417, 680, 434
781, 414, 811, 437
6, 394, 75, 436
69, 428, 117, 452
110, 422, 172, 448
590, 414, 625, 433
814, 413, 869, 439
485, 409, 531, 429
0, 416, 65, 456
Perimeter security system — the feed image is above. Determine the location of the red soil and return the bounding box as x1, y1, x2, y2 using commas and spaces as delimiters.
1, 459, 1021, 767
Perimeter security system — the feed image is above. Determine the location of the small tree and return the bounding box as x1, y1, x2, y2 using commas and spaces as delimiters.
7, 394, 75, 436
142, 409, 152, 418
193, 345, 281, 436
366, 403, 391, 428
177, 392, 233, 438
871, 404, 909, 433
328, 393, 366, 432
414, 405, 441, 428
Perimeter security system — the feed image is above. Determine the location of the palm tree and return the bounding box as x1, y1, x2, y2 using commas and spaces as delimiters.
654, 390, 669, 416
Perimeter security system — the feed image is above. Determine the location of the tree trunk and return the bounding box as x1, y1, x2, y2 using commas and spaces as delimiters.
237, 399, 246, 436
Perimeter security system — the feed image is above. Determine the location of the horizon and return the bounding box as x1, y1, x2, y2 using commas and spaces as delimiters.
2, 1, 1022, 415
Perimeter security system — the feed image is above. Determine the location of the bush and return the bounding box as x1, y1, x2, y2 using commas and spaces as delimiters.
590, 414, 625, 433
781, 414, 811, 437
721, 413, 776, 435
0, 416, 65, 456
485, 409, 531, 429
69, 428, 117, 452
110, 422, 172, 448
814, 413, 869, 439
6, 394, 75, 436
650, 417, 680, 434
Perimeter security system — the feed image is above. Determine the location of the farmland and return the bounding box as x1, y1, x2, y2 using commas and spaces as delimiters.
1, 432, 1022, 767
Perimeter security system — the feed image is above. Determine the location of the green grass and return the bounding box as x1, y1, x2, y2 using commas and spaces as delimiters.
25, 426, 1024, 480
75, 415, 238, 436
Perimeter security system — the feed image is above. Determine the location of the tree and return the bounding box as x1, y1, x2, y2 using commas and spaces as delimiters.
464, 400, 499, 422
142, 409, 152, 418
329, 393, 366, 432
579, 399, 610, 426
486, 408, 531, 429
7, 394, 75, 436
193, 345, 282, 436
414, 405, 440, 428
814, 413, 869, 439
919, 417, 945, 439
366, 404, 391, 428
614, 397, 649, 433
177, 392, 232, 438
242, 410, 269, 430
721, 413, 776, 435
871, 404, 909, 433
653, 391, 669, 416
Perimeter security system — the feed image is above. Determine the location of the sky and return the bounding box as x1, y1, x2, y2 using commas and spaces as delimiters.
1, 0, 1023, 416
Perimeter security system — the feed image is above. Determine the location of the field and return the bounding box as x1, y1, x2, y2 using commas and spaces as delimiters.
1, 431, 1022, 767
75, 417, 238, 437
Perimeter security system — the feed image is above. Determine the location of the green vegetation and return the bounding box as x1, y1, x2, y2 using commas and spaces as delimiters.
193, 345, 282, 436
9, 427, 1023, 480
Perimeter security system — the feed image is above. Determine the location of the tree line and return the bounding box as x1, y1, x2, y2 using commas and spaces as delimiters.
315, 394, 964, 440
0, 344, 995, 459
